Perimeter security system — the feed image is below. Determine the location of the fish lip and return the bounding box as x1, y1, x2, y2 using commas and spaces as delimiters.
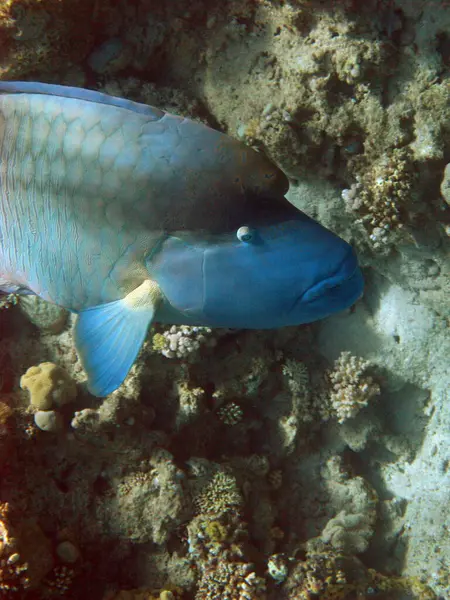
290, 248, 362, 311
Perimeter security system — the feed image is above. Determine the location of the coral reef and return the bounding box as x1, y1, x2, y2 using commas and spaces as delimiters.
195, 560, 265, 600
187, 510, 266, 600
0, 0, 449, 598
279, 550, 436, 600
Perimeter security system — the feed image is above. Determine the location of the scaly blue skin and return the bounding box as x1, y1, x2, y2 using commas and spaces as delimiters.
0, 81, 363, 396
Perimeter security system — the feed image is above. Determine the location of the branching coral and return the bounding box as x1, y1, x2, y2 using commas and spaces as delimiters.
195, 559, 265, 600
327, 352, 380, 423
282, 360, 309, 396
217, 401, 243, 426
342, 149, 415, 247
152, 326, 216, 359
194, 470, 243, 517
43, 565, 76, 596
0, 3, 447, 599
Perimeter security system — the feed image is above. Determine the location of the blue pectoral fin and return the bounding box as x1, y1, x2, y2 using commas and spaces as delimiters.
74, 280, 162, 397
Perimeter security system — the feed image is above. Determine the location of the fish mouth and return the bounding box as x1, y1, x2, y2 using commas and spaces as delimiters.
291, 248, 363, 311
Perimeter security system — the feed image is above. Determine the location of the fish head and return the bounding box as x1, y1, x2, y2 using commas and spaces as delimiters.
150, 193, 363, 329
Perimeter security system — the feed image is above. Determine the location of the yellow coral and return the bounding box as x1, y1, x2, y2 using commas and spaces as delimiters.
20, 362, 77, 410
203, 520, 229, 544
152, 332, 167, 353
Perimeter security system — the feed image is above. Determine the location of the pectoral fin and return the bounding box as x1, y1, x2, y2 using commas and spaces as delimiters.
74, 280, 162, 397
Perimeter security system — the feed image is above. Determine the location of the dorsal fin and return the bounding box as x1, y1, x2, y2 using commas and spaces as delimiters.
0, 81, 165, 120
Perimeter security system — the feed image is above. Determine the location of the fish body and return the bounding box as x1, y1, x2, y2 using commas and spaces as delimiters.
0, 81, 363, 396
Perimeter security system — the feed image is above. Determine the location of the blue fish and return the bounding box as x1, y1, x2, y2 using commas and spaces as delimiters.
0, 81, 363, 396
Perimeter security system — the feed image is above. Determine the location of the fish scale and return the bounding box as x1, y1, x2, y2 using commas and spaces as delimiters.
0, 81, 363, 397
1, 93, 149, 308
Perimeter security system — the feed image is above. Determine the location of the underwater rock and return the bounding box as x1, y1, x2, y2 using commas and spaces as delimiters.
56, 541, 80, 564
88, 38, 127, 74
306, 456, 378, 555
19, 295, 68, 334
440, 163, 450, 205
34, 409, 62, 432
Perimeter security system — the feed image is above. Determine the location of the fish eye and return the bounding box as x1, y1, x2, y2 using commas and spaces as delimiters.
237, 226, 254, 243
